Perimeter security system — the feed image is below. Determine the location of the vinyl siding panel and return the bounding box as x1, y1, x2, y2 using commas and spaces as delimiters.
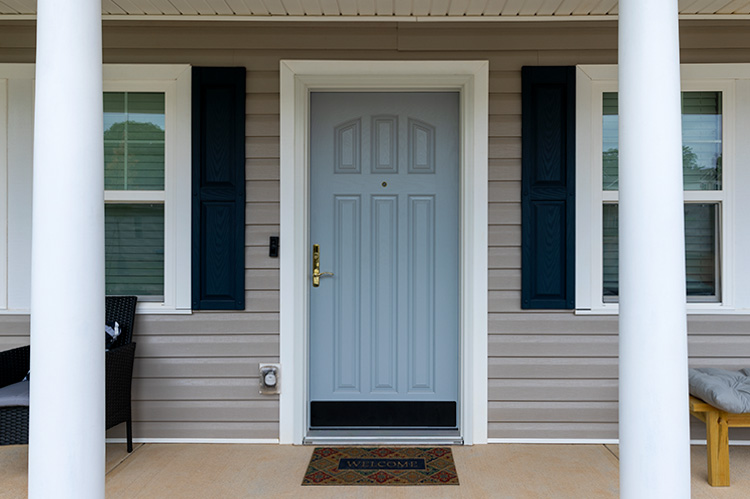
2, 20, 750, 442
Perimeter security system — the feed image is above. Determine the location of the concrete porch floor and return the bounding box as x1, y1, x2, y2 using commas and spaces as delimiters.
2, 443, 750, 498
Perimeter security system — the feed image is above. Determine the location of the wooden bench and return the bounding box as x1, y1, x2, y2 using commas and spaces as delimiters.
690, 395, 750, 486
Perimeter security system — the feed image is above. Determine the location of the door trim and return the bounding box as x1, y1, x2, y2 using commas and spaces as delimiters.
279, 60, 489, 445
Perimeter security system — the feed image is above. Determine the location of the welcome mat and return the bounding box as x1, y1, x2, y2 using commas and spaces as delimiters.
302, 447, 459, 486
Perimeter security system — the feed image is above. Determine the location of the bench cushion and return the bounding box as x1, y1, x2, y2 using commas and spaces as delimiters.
0, 380, 29, 407
689, 368, 750, 413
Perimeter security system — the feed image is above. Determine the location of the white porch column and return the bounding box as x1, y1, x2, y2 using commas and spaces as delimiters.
618, 1, 690, 498
29, 1, 104, 498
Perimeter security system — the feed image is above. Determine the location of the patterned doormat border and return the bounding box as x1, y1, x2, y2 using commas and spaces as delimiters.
302, 447, 459, 486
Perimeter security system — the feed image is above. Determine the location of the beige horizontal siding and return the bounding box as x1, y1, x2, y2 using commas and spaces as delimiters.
489, 402, 619, 423
107, 422, 279, 440
488, 422, 618, 440
132, 401, 279, 422
2, 20, 750, 442
132, 378, 273, 401
135, 357, 272, 378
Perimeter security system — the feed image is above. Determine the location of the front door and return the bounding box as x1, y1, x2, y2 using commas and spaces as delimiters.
309, 92, 459, 430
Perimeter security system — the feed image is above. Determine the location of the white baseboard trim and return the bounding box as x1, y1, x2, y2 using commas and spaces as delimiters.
105, 437, 750, 446
487, 438, 619, 445
105, 438, 280, 445
690, 439, 750, 446
487, 438, 750, 446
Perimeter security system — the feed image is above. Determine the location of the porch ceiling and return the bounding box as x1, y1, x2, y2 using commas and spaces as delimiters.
1, 1, 750, 21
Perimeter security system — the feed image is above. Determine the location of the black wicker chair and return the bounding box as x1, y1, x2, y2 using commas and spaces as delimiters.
0, 296, 137, 451
105, 295, 138, 452
0, 345, 30, 445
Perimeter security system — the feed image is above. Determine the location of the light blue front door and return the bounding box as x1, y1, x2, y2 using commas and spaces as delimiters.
309, 92, 459, 429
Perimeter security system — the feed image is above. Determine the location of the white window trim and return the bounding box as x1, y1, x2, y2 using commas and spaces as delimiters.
0, 64, 191, 314
103, 65, 192, 314
0, 64, 35, 313
575, 64, 750, 315
278, 60, 489, 445
0, 76, 7, 310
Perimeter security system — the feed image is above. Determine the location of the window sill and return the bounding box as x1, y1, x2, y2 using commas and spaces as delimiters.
575, 304, 749, 316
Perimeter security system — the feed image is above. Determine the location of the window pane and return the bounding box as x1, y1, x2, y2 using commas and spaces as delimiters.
602, 204, 619, 298
602, 93, 619, 191
601, 91, 722, 191
104, 92, 165, 191
685, 203, 719, 297
601, 203, 719, 299
105, 204, 164, 299
682, 92, 722, 190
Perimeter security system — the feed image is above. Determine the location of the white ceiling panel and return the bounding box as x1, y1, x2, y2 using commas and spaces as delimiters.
502, 0, 527, 15
190, 0, 220, 15
0, 1, 18, 14
374, 0, 393, 16
590, 0, 616, 15
357, 0, 376, 16
538, 0, 565, 16
149, 0, 181, 15
337, 0, 358, 16
465, 0, 488, 16
571, 0, 601, 15
2, 0, 750, 19
2, 0, 32, 14
223, 0, 252, 15
519, 0, 546, 16
716, 0, 748, 14
700, 0, 737, 13
395, 0, 413, 16
113, 0, 146, 15
280, 0, 304, 15
412, 0, 431, 16
263, 0, 288, 15
204, 0, 235, 15
102, 0, 127, 15
482, 0, 507, 16
682, 0, 719, 13
165, 0, 199, 15
429, 0, 452, 16
243, 0, 270, 14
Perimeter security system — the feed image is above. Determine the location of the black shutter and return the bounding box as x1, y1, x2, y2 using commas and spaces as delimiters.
192, 67, 246, 310
521, 66, 575, 310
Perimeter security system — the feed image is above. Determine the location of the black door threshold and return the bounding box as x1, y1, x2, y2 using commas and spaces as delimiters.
310, 401, 457, 428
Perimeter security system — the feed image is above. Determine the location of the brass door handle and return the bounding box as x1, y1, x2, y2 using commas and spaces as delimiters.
312, 244, 334, 287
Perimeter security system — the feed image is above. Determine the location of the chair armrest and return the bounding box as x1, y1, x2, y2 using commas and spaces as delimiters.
106, 342, 136, 430
0, 345, 30, 388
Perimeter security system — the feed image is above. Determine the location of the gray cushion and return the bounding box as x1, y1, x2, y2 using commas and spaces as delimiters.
689, 368, 750, 413
0, 380, 29, 407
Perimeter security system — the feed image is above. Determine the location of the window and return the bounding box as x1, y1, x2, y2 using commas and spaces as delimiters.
600, 91, 723, 302
103, 65, 192, 313
0, 64, 191, 314
104, 92, 167, 300
575, 65, 750, 314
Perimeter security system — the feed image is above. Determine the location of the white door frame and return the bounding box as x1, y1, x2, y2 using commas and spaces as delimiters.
278, 60, 489, 445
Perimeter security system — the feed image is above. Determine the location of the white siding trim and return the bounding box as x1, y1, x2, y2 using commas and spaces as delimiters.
102, 65, 192, 313
7, 79, 33, 312
106, 438, 281, 444
279, 60, 489, 445
6, 14, 750, 22
490, 438, 750, 445
0, 65, 35, 312
0, 78, 6, 310
488, 438, 620, 444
